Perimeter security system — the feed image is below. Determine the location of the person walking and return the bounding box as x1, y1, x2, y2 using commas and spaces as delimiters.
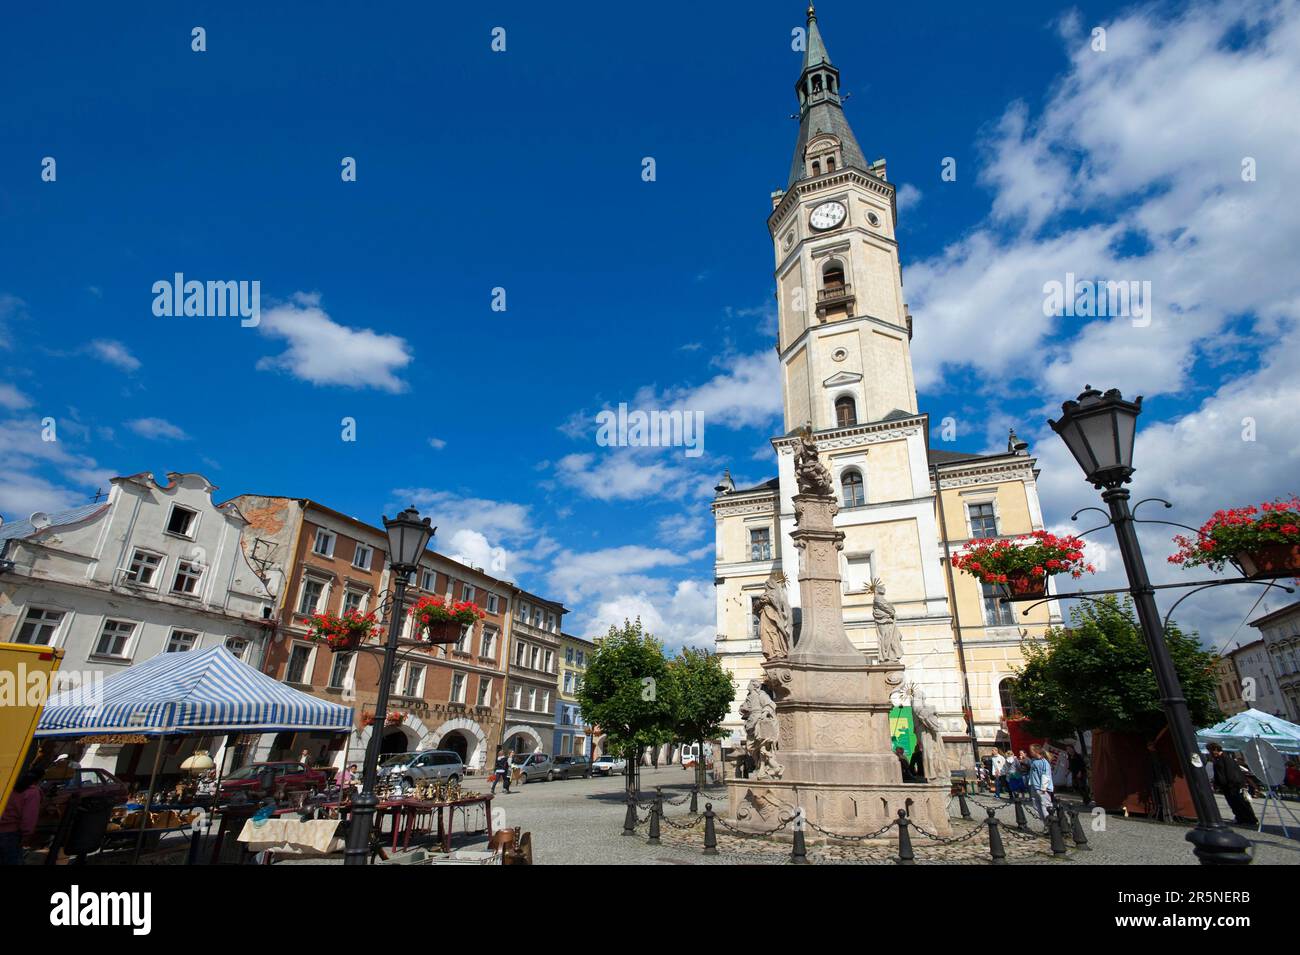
490, 747, 511, 795
1206, 743, 1258, 827
1067, 745, 1089, 801
992, 748, 1009, 799
1027, 744, 1055, 821
0, 770, 43, 865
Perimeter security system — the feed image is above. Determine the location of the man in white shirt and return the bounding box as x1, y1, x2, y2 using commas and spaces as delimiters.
992, 748, 1010, 799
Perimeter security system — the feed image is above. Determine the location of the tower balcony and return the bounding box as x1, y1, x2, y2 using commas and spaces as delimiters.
815, 283, 855, 317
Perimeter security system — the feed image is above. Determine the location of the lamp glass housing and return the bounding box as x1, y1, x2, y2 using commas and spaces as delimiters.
383, 507, 434, 571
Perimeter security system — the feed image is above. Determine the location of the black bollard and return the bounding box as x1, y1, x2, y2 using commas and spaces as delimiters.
690, 786, 699, 814
1069, 807, 1092, 849
622, 793, 638, 836
957, 790, 972, 819
1047, 809, 1068, 855
703, 803, 718, 856
986, 808, 1006, 865
790, 809, 808, 865
1013, 791, 1029, 831
647, 791, 662, 845
895, 809, 915, 865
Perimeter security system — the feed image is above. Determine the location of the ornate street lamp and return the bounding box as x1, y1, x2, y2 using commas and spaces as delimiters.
1049, 387, 1252, 865
343, 506, 434, 865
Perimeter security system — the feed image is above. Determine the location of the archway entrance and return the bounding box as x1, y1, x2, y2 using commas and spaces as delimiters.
380, 728, 410, 758
440, 730, 469, 763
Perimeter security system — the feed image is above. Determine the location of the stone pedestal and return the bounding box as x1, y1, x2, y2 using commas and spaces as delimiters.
725, 489, 951, 839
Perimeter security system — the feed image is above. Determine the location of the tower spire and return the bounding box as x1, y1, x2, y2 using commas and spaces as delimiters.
788, 5, 869, 187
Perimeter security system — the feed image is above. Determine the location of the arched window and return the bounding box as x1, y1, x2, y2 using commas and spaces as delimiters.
835, 395, 857, 427
822, 260, 845, 291
841, 468, 865, 508
999, 678, 1021, 718
826, 156, 835, 172
811, 160, 821, 176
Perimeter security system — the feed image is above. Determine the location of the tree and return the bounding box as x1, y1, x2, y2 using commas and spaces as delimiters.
668, 647, 736, 789
1015, 595, 1222, 740
576, 618, 680, 792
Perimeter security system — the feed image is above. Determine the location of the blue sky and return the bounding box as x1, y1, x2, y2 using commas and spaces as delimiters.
2, 1, 1297, 649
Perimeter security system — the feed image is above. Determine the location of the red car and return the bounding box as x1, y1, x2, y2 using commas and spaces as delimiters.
37, 766, 130, 830
219, 761, 328, 797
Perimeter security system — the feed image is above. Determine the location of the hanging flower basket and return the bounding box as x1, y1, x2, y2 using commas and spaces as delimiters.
1169, 497, 1300, 579
950, 530, 1094, 600
409, 596, 485, 644
306, 610, 379, 652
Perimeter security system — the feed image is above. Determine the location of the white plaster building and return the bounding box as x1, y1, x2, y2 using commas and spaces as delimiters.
1247, 602, 1300, 721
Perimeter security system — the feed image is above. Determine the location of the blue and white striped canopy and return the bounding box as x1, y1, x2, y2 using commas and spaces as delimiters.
36, 645, 354, 737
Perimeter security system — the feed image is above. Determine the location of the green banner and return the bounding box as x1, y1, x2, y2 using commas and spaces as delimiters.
889, 706, 916, 758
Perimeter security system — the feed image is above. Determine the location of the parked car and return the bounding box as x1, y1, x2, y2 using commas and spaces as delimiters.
592, 755, 627, 776
37, 766, 129, 831
510, 752, 554, 783
377, 750, 464, 787
551, 755, 592, 779
219, 761, 329, 797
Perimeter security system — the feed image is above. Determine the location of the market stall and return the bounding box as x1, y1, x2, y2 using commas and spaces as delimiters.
33, 645, 354, 862
1197, 708, 1300, 754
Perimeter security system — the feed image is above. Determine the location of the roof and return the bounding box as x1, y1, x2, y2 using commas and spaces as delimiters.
36, 645, 354, 738
731, 476, 780, 495
0, 503, 109, 542
927, 449, 985, 466
1249, 600, 1300, 629
787, 8, 870, 188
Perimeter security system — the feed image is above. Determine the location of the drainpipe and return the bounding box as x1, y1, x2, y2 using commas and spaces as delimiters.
932, 463, 981, 768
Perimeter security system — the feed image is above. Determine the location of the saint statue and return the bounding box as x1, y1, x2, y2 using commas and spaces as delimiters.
911, 691, 951, 783
739, 679, 783, 780
869, 577, 903, 663
793, 427, 834, 496
755, 569, 793, 660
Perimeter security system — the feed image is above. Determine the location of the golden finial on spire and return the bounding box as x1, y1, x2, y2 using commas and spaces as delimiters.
808, 3, 816, 19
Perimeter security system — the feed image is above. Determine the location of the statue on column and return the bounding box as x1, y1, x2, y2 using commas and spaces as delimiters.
739, 679, 783, 780
869, 577, 903, 663
755, 569, 792, 660
793, 427, 834, 497
911, 690, 951, 783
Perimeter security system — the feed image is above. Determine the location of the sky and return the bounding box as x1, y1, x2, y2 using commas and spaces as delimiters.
2, 0, 1297, 652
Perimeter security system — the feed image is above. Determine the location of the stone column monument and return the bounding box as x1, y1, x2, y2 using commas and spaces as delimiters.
726, 430, 951, 839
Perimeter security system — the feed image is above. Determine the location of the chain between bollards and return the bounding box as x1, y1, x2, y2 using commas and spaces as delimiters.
895, 809, 915, 865
986, 807, 1007, 865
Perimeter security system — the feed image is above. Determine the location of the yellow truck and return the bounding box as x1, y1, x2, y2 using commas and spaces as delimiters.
0, 642, 64, 817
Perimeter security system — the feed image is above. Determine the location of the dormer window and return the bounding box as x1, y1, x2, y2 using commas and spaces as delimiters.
811, 160, 821, 176
835, 395, 857, 427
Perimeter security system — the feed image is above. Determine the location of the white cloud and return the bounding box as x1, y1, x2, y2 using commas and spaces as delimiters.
656, 512, 708, 544
256, 295, 412, 393
554, 452, 706, 502
427, 437, 447, 450
580, 579, 716, 652
0, 384, 32, 410
389, 488, 538, 578
896, 183, 923, 212
87, 339, 141, 372
126, 417, 190, 441
0, 418, 104, 521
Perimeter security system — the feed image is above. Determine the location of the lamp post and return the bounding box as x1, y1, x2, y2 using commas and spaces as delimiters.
1049, 386, 1252, 865
343, 506, 434, 866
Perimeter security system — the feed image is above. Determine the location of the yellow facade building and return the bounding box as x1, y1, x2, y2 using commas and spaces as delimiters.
712, 7, 1059, 764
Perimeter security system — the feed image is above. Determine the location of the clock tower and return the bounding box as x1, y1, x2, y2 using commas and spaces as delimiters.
770, 4, 917, 434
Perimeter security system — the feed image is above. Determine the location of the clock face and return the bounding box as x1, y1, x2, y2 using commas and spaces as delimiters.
809, 200, 846, 231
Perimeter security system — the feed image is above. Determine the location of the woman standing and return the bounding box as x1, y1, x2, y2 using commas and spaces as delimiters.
1027, 744, 1055, 821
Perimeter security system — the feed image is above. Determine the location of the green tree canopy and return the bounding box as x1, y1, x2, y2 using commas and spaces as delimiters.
576, 618, 680, 757
668, 647, 735, 744
1014, 595, 1222, 740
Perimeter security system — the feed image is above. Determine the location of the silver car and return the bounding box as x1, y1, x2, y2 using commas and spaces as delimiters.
510, 752, 555, 783
378, 750, 464, 787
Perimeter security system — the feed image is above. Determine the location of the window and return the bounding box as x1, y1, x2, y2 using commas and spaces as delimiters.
811, 160, 821, 176
547, 613, 557, 632
94, 619, 135, 658
328, 652, 353, 689
999, 678, 1021, 718
171, 559, 203, 595
511, 685, 523, 710
166, 505, 197, 538
16, 607, 64, 645
404, 665, 425, 698
461, 583, 475, 603
751, 596, 762, 639
835, 395, 857, 428
540, 690, 550, 713
476, 678, 491, 707
297, 579, 324, 615
982, 582, 1014, 627
225, 636, 251, 661
565, 647, 574, 663
481, 627, 497, 659
564, 671, 574, 693
125, 549, 162, 587
421, 569, 436, 591
576, 650, 584, 667
342, 590, 364, 615
533, 609, 543, 628
515, 641, 526, 667
544, 649, 554, 673
530, 646, 541, 671
527, 688, 537, 711
450, 672, 466, 703
826, 156, 835, 172
166, 629, 198, 652
968, 502, 998, 539
822, 261, 846, 291
313, 529, 335, 557
455, 625, 471, 653
286, 643, 313, 684
749, 527, 772, 561
486, 593, 499, 614
845, 554, 874, 593
842, 468, 865, 508
517, 602, 529, 621
352, 543, 372, 570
